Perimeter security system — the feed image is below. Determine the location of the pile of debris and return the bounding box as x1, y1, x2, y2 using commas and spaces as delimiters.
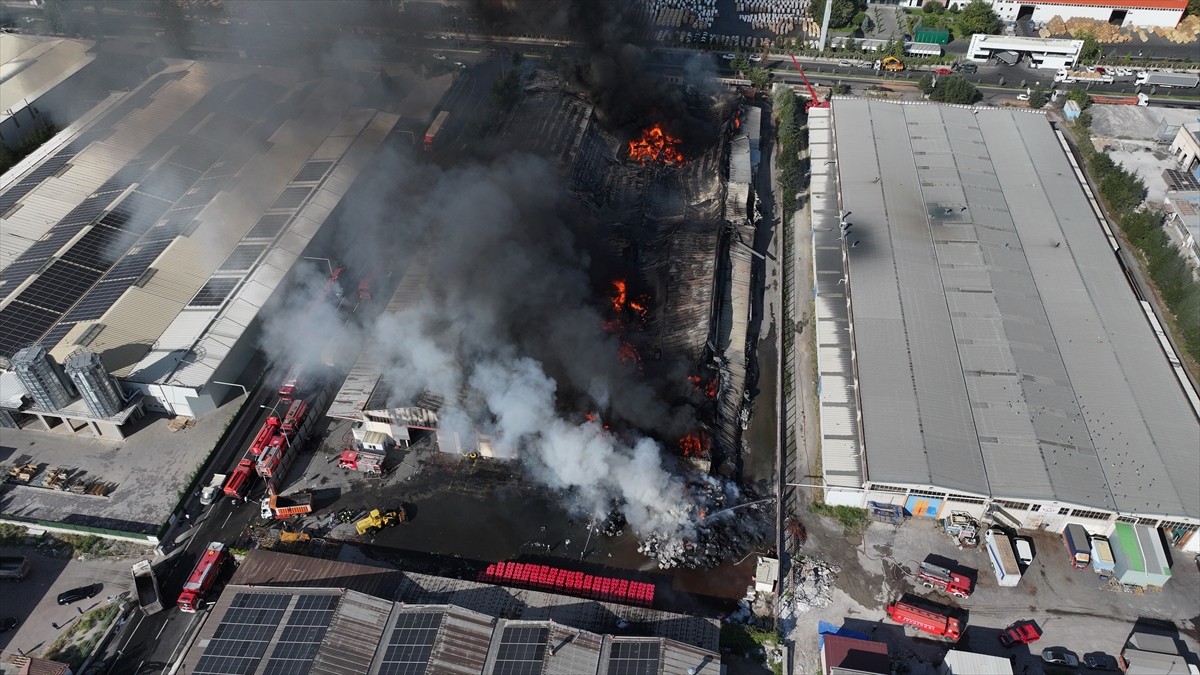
632, 480, 773, 569
1042, 16, 1131, 43
789, 556, 841, 612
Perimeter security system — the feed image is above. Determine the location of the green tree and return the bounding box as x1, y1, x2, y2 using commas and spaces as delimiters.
1077, 31, 1103, 61
732, 52, 751, 74
929, 73, 978, 103
1028, 87, 1048, 108
44, 0, 64, 33
1067, 87, 1093, 109
491, 70, 521, 110
956, 0, 1001, 35
919, 73, 936, 94
924, 0, 945, 12
883, 37, 906, 58
809, 0, 866, 30
1076, 110, 1093, 128
747, 67, 771, 90
1188, 0, 1200, 17
1099, 169, 1146, 213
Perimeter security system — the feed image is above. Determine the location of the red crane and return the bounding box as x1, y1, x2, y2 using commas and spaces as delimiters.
789, 54, 830, 111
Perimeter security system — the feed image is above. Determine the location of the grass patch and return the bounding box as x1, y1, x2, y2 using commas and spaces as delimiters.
810, 501, 870, 533
43, 603, 120, 671
720, 622, 779, 662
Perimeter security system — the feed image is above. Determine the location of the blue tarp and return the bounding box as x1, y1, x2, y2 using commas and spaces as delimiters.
818, 621, 871, 649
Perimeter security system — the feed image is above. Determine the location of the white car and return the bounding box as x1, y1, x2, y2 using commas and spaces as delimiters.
749, 54, 763, 62
722, 53, 735, 60
839, 60, 854, 67
1016, 92, 1030, 101
432, 53, 446, 60
1013, 537, 1034, 566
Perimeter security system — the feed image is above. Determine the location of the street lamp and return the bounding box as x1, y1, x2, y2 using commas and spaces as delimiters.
302, 256, 334, 276
212, 381, 248, 397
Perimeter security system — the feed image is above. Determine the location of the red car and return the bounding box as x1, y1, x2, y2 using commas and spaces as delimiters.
999, 620, 1043, 647
935, 67, 953, 75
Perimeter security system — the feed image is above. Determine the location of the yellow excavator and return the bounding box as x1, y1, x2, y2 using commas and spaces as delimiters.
355, 508, 405, 536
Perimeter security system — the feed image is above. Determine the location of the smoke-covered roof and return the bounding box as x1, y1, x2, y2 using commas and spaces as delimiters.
0, 34, 95, 126
0, 59, 397, 384
830, 99, 1200, 519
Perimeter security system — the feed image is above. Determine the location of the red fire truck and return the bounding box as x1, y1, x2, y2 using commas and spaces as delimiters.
222, 460, 256, 500
248, 417, 281, 456
885, 601, 962, 641
999, 620, 1042, 647
915, 562, 973, 598
280, 399, 308, 438
278, 367, 303, 403
177, 542, 228, 613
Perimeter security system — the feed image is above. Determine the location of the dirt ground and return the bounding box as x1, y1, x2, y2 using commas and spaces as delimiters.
787, 514, 1200, 674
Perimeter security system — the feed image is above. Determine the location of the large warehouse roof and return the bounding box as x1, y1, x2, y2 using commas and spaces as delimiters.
0, 59, 397, 385
831, 100, 1199, 519
179, 550, 720, 675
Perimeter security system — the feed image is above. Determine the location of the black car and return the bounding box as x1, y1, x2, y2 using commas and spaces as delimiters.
57, 582, 103, 605
1083, 653, 1119, 671
957, 63, 979, 74
0, 617, 17, 632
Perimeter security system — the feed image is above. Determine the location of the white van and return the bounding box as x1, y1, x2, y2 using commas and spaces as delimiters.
1013, 537, 1034, 566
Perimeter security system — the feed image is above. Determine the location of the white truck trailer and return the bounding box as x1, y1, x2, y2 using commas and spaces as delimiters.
131, 559, 164, 615
985, 528, 1023, 587
1136, 71, 1199, 88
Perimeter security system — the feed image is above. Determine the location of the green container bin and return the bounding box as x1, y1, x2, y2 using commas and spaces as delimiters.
914, 27, 950, 45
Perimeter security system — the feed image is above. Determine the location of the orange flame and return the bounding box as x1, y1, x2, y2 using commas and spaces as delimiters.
678, 431, 710, 458
618, 341, 641, 366
688, 374, 717, 399
611, 280, 627, 313
627, 124, 686, 166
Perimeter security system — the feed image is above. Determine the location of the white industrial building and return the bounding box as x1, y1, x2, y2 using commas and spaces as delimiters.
807, 100, 1200, 554
966, 34, 1084, 70
0, 59, 398, 420
983, 0, 1187, 29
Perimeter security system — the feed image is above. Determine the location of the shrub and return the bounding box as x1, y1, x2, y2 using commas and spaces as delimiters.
810, 501, 871, 533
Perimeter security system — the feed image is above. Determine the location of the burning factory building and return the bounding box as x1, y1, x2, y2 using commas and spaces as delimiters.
329, 5, 770, 569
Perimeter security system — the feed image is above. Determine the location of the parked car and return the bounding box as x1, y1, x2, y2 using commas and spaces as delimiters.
957, 62, 978, 74
1041, 648, 1080, 667
1083, 653, 1119, 670
0, 617, 17, 632
935, 67, 953, 75
432, 53, 446, 60
748, 54, 763, 62
1013, 537, 1034, 565
1017, 92, 1030, 101
839, 60, 854, 67
57, 583, 103, 605
722, 53, 735, 60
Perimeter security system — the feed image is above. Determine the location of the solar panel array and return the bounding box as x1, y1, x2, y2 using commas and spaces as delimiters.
194, 593, 291, 675
377, 611, 444, 675
261, 594, 340, 675
606, 641, 660, 675
0, 71, 294, 358
493, 626, 549, 675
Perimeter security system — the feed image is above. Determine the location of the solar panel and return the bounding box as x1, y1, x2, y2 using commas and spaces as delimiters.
271, 186, 312, 211
39, 321, 77, 351
190, 278, 239, 307
91, 166, 144, 197
218, 244, 266, 272
168, 142, 223, 174
0, 300, 60, 358
293, 160, 333, 183
606, 641, 660, 675
58, 194, 114, 228
108, 239, 172, 280
177, 176, 230, 209
149, 207, 202, 241
197, 113, 254, 144
194, 593, 291, 675
139, 162, 201, 202
20, 260, 103, 313
115, 191, 172, 233
260, 594, 339, 675
0, 256, 53, 291
378, 611, 444, 675
227, 80, 288, 119
246, 213, 290, 239
59, 226, 140, 272
61, 277, 138, 322
493, 626, 549, 675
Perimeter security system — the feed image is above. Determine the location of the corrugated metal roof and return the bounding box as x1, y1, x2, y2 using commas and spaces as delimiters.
0, 34, 94, 119
941, 649, 1013, 675
828, 100, 1199, 517
311, 592, 394, 675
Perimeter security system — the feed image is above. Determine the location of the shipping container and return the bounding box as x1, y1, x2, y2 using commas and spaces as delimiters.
1110, 523, 1172, 588
1062, 524, 1091, 569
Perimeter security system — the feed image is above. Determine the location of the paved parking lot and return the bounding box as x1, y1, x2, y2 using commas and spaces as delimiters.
788, 515, 1200, 673
0, 548, 137, 658
0, 397, 244, 538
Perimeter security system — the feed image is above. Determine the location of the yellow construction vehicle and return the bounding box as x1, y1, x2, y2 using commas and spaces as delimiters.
881, 56, 905, 72
355, 508, 405, 536
279, 531, 311, 543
